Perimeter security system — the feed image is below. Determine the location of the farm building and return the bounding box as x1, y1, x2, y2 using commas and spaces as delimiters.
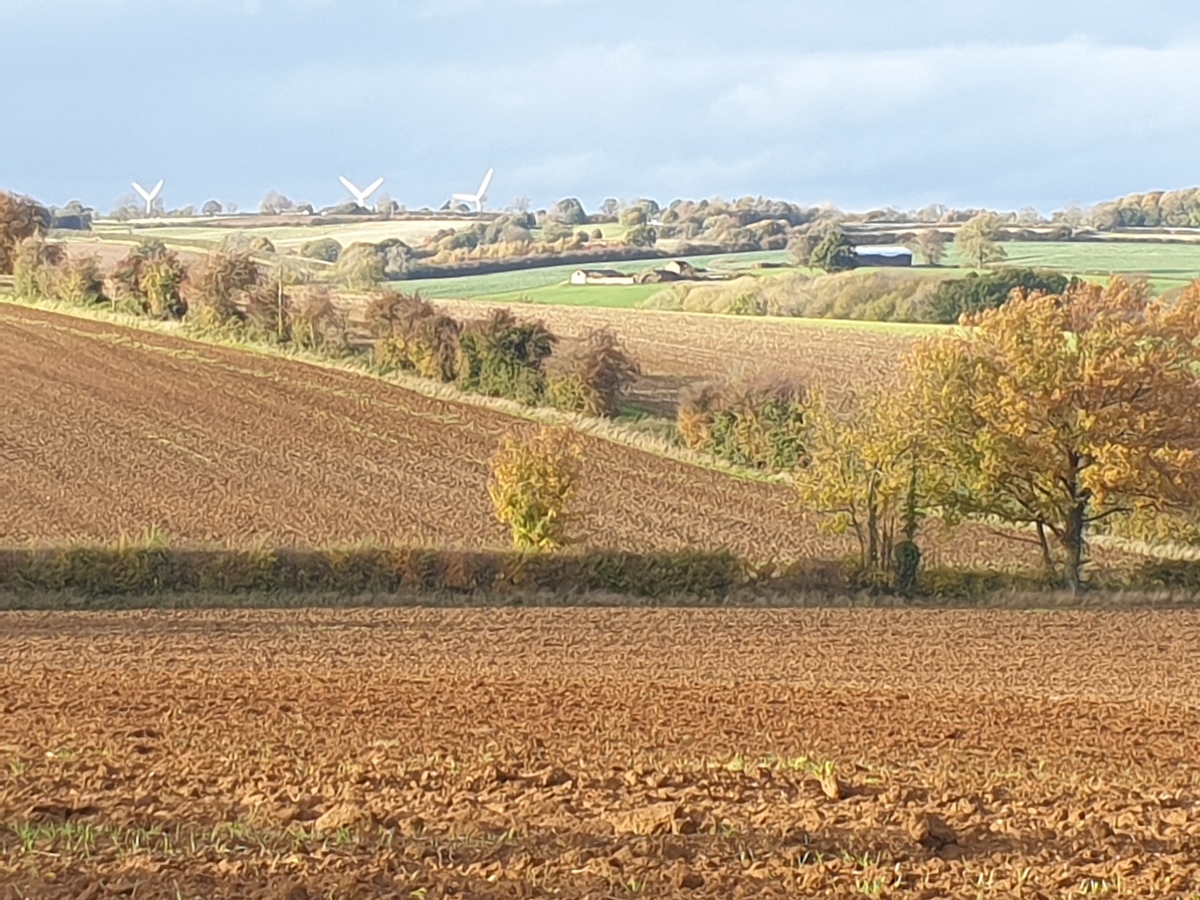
569, 269, 636, 285
662, 259, 698, 277
854, 245, 913, 267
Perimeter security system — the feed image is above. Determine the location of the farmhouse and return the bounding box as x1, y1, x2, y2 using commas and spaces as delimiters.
569, 269, 636, 285
854, 245, 913, 267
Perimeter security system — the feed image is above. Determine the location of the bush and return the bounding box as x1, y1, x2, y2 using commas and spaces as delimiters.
546, 328, 641, 418
678, 376, 808, 471
456, 309, 556, 405
331, 242, 384, 289
369, 292, 460, 381
110, 240, 189, 319
488, 426, 583, 550
49, 256, 107, 306
11, 237, 66, 299
183, 249, 264, 330
286, 285, 350, 354
299, 238, 342, 263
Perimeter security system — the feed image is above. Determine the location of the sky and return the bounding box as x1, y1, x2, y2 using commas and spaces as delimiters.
3, 0, 1200, 215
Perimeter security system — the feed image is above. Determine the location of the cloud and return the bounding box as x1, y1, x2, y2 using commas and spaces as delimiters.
6, 0, 1200, 212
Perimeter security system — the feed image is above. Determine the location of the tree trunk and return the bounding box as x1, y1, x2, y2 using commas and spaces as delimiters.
1036, 519, 1054, 577
866, 480, 879, 574
1063, 502, 1087, 592
1061, 452, 1091, 592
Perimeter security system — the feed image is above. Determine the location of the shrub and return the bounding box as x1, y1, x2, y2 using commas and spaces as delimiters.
456, 309, 555, 405
110, 240, 190, 319
11, 237, 66, 299
286, 285, 350, 353
678, 376, 808, 471
331, 242, 384, 289
183, 249, 264, 330
546, 328, 640, 418
369, 292, 460, 381
488, 426, 583, 550
299, 237, 342, 263
49, 256, 107, 306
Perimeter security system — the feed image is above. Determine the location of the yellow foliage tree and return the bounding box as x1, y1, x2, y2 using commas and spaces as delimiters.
794, 388, 922, 582
488, 426, 584, 550
908, 276, 1200, 589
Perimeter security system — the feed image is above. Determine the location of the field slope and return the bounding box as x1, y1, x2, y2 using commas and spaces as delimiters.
1, 304, 818, 556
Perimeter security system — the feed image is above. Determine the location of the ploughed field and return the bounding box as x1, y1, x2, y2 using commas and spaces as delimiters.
411, 299, 920, 405
0, 303, 1043, 569
3, 608, 1199, 898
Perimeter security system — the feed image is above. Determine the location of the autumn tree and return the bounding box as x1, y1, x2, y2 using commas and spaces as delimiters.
955, 213, 1006, 268
908, 277, 1200, 590
794, 388, 923, 583
488, 426, 583, 550
0, 192, 51, 274
914, 229, 947, 266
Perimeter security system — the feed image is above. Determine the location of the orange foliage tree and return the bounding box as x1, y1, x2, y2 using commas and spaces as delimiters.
0, 192, 51, 274
908, 277, 1200, 589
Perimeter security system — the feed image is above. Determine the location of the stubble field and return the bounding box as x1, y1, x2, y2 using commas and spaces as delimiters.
2, 608, 1199, 898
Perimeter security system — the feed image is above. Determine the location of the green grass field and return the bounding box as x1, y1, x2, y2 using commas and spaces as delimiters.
398, 250, 791, 304
943, 241, 1200, 294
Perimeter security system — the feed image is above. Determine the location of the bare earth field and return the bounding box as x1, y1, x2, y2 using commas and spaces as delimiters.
2, 608, 1199, 898
0, 303, 1047, 569
425, 299, 919, 389
421, 300, 921, 415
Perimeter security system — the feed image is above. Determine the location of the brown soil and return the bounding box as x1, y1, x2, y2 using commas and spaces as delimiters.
2, 608, 1198, 898
0, 303, 1051, 570
423, 299, 918, 411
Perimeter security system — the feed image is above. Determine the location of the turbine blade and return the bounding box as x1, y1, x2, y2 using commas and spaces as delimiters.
477, 168, 494, 198
148, 179, 164, 201
132, 182, 150, 201
363, 177, 384, 197
338, 175, 361, 196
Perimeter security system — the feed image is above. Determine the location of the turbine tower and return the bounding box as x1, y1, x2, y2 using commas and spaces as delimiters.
451, 168, 494, 213
338, 176, 384, 210
131, 179, 164, 216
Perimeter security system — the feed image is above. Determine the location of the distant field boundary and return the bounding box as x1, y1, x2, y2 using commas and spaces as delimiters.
2, 544, 1199, 608
403, 245, 701, 281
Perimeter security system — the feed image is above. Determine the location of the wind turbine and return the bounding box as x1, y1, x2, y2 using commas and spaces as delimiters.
451, 168, 494, 213
338, 175, 384, 210
131, 179, 164, 216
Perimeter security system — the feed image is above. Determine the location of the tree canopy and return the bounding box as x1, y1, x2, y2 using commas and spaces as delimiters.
0, 192, 51, 274
907, 276, 1200, 589
955, 213, 1007, 269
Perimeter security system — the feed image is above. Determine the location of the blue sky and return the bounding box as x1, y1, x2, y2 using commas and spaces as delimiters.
3, 0, 1200, 214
